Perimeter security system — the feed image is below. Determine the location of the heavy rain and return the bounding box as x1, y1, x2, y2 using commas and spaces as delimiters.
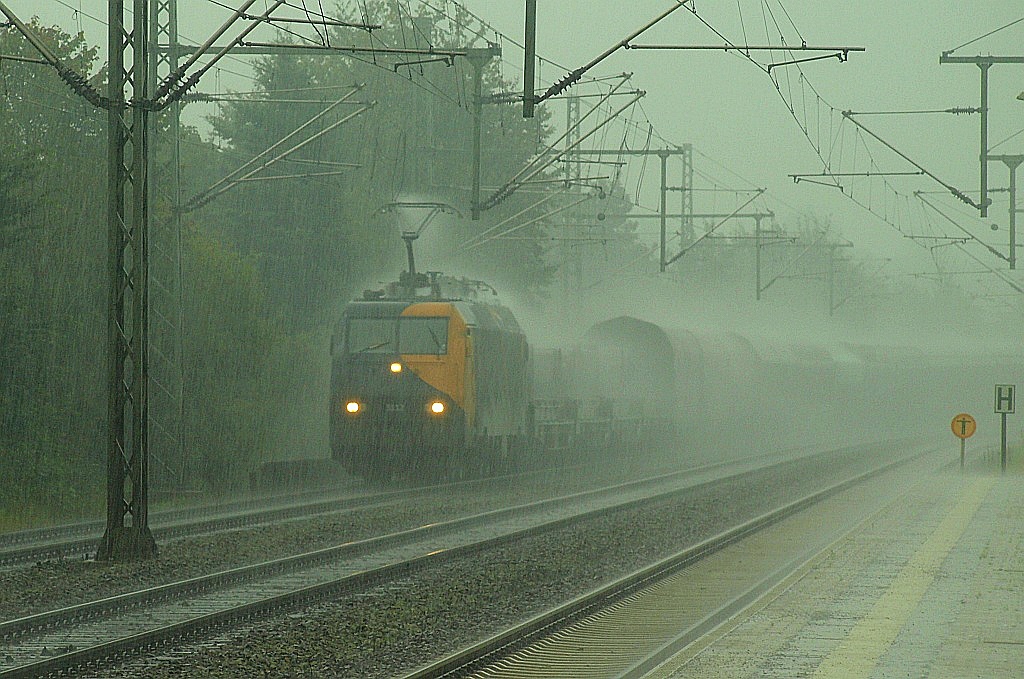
1, 1, 1023, 677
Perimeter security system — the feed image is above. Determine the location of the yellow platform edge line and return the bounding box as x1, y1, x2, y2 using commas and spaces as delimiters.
812, 476, 996, 678
643, 471, 932, 679
644, 468, 984, 679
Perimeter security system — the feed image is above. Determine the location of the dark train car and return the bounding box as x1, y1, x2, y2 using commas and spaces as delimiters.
527, 317, 680, 462
573, 316, 678, 407
329, 274, 1020, 486
330, 281, 529, 481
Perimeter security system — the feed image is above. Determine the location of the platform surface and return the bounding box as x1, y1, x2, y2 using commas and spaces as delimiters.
651, 464, 1024, 678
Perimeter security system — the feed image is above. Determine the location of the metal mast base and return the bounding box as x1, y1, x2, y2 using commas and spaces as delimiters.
96, 525, 159, 561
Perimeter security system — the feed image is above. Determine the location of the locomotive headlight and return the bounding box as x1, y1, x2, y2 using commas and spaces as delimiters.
345, 401, 361, 414
389, 362, 403, 373
429, 401, 445, 415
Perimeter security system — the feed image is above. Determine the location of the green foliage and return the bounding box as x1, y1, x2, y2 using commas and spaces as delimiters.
204, 2, 560, 319
0, 22, 108, 524
0, 10, 575, 521
0, 23, 101, 144
0, 147, 36, 250
180, 227, 274, 493
0, 441, 103, 529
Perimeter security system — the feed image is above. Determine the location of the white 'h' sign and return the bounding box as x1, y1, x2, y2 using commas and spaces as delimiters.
995, 384, 1016, 414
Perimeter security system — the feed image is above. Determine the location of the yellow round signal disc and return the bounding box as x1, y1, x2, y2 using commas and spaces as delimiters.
951, 413, 976, 439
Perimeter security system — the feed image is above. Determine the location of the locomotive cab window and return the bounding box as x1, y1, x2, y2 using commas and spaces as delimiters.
398, 317, 449, 355
347, 318, 397, 354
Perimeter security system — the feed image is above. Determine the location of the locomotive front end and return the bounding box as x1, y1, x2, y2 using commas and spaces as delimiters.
331, 300, 471, 481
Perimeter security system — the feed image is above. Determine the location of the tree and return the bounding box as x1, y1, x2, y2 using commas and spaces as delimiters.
0, 23, 107, 523
204, 1, 558, 322
179, 226, 274, 492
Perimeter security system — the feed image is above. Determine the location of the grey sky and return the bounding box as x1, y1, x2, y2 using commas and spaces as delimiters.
14, 1, 1024, 277
455, 2, 1024, 260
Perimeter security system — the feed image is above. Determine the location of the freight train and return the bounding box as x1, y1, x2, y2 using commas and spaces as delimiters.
330, 266, 1015, 483
330, 269, 532, 480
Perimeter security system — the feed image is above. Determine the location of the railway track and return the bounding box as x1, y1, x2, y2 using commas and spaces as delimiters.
0, 461, 636, 570
1, 438, 860, 572
0, 448, 827, 679
403, 446, 943, 678
0, 484, 449, 570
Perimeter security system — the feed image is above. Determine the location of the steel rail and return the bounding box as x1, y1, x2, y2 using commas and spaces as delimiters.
402, 446, 935, 678
0, 457, 762, 637
0, 451, 827, 677
619, 457, 947, 679
0, 475, 520, 569
0, 460, 626, 567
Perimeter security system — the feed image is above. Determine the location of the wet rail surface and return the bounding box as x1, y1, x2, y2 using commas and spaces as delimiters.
0, 440, 934, 678
0, 485, 445, 569
0, 443, 821, 571
403, 445, 941, 679
0, 447, 840, 679
0, 464, 626, 569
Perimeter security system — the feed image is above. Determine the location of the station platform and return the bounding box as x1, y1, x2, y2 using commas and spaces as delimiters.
651, 458, 1024, 678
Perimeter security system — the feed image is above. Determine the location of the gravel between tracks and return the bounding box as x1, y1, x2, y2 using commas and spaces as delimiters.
87, 446, 888, 679
0, 458, 698, 620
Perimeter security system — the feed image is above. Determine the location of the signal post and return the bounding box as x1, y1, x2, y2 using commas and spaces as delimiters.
995, 384, 1015, 473
951, 413, 976, 470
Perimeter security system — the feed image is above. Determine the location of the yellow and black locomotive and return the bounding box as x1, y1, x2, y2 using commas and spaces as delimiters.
330, 270, 531, 481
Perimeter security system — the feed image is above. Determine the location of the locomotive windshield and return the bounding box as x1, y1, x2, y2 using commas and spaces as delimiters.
398, 317, 449, 355
346, 316, 449, 355
347, 318, 397, 354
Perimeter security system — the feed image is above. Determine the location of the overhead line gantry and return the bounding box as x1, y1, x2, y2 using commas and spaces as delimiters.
520, 1, 863, 118
0, 0, 499, 560
939, 52, 1024, 218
